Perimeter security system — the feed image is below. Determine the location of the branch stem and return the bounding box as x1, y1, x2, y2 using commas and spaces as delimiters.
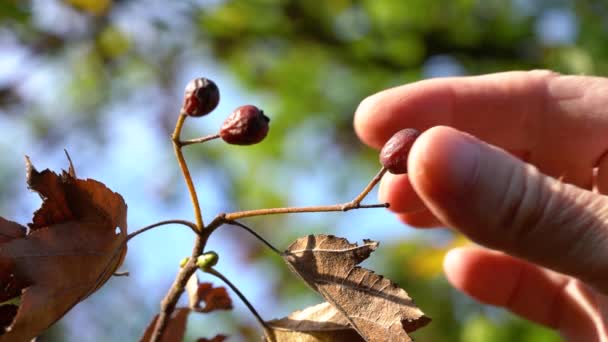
222, 167, 389, 221
126, 220, 199, 241
151, 112, 214, 341
150, 235, 205, 342
224, 220, 281, 255
351, 166, 387, 205
172, 113, 205, 230
181, 133, 221, 146
205, 267, 270, 335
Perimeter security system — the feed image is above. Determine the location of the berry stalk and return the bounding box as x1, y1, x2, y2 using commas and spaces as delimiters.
221, 166, 389, 221
171, 113, 205, 230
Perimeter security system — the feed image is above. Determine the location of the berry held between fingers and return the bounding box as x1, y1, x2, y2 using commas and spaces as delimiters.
379, 128, 420, 174
182, 77, 220, 117
220, 105, 270, 145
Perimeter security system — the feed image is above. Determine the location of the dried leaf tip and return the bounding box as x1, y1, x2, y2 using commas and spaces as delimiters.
64, 149, 76, 178
24, 155, 36, 179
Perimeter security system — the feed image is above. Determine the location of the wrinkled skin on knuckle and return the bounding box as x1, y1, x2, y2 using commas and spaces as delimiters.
567, 194, 608, 292
493, 167, 608, 288
492, 164, 551, 253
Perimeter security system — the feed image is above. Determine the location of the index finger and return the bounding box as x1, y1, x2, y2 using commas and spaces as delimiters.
354, 70, 608, 186
354, 70, 556, 149
355, 70, 607, 154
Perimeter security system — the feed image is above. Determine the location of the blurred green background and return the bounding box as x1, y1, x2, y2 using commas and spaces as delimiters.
1, 0, 606, 341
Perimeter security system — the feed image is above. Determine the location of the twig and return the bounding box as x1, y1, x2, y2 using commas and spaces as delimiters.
205, 267, 271, 335
222, 167, 389, 221
171, 112, 205, 230
113, 271, 130, 277
180, 133, 221, 146
351, 166, 387, 205
151, 112, 211, 342
150, 235, 205, 342
126, 220, 199, 241
224, 220, 282, 255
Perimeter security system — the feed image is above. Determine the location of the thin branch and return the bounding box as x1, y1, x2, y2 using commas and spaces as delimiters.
126, 220, 199, 241
172, 112, 205, 230
151, 111, 214, 342
180, 133, 221, 146
113, 271, 130, 277
205, 267, 270, 335
151, 235, 206, 342
350, 166, 387, 205
222, 167, 389, 221
222, 203, 388, 221
224, 220, 281, 255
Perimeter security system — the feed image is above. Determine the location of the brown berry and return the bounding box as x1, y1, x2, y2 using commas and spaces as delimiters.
182, 77, 220, 117
220, 105, 270, 145
379, 128, 420, 174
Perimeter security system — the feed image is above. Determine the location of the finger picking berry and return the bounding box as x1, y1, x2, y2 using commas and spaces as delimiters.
379, 128, 420, 174
182, 77, 220, 117
220, 105, 270, 145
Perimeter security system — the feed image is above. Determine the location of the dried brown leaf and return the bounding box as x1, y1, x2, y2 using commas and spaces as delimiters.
282, 235, 430, 342
141, 275, 232, 342
140, 308, 190, 342
186, 273, 232, 313
0, 157, 128, 341
265, 302, 365, 341
197, 335, 227, 342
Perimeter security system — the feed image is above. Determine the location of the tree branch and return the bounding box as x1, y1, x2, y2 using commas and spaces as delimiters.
222, 167, 388, 221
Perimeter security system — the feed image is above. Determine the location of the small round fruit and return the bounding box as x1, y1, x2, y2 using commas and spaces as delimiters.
379, 128, 420, 174
181, 77, 220, 117
220, 105, 270, 145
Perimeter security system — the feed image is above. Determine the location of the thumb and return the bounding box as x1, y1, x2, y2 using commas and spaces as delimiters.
408, 126, 608, 292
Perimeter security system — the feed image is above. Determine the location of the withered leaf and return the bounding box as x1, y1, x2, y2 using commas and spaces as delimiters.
282, 235, 430, 342
186, 273, 232, 313
140, 275, 233, 342
265, 302, 365, 342
197, 335, 227, 342
140, 308, 190, 342
0, 157, 128, 341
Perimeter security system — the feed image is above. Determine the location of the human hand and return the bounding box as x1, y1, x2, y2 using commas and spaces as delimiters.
354, 70, 608, 341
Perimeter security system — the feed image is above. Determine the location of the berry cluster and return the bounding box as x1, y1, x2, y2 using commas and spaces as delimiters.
181, 77, 270, 145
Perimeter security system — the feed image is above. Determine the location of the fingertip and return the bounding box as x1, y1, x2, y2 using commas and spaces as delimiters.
442, 247, 520, 306
354, 91, 390, 149
442, 247, 575, 329
354, 78, 454, 150
379, 173, 426, 213
442, 247, 468, 284
397, 210, 442, 228
378, 172, 392, 203
408, 126, 481, 205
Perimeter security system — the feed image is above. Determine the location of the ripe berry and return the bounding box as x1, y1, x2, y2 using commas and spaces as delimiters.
181, 77, 220, 117
379, 128, 420, 174
220, 105, 270, 145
